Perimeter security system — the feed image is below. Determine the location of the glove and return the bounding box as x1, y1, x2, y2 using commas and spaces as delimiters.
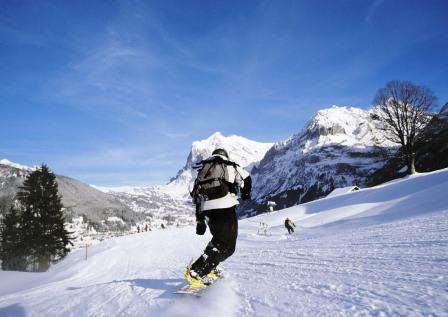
196, 221, 206, 235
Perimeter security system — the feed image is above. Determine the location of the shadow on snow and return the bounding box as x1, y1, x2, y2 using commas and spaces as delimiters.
66, 278, 185, 299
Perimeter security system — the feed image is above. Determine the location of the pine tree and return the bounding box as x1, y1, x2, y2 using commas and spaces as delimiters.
0, 206, 26, 271
17, 165, 71, 272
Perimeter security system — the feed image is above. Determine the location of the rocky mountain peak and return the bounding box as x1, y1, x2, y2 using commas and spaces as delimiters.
274, 106, 390, 158
164, 132, 274, 197
250, 105, 396, 210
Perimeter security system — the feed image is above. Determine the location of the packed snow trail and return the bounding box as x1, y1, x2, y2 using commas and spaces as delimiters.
1, 169, 448, 316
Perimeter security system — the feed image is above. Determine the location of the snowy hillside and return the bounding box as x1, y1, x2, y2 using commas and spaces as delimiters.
251, 106, 396, 208
1, 168, 447, 316
0, 161, 135, 231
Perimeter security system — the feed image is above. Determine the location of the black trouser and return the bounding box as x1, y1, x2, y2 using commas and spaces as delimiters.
286, 225, 294, 234
191, 206, 238, 277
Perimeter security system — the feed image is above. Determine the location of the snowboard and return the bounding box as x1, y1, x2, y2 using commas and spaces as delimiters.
175, 275, 222, 297
174, 263, 222, 297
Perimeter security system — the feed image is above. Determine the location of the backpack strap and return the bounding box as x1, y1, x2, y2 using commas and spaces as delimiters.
193, 155, 239, 170
191, 156, 240, 200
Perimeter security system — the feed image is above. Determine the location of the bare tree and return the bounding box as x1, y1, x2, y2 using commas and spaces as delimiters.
373, 80, 437, 174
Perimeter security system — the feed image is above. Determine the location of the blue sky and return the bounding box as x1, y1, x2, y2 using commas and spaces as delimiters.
1, 0, 447, 186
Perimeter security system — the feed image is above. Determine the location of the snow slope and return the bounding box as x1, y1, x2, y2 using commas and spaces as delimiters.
1, 169, 447, 316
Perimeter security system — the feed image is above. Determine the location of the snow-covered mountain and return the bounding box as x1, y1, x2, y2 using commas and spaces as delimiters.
0, 159, 33, 171
164, 131, 274, 198
98, 132, 274, 226
117, 107, 397, 219
0, 131, 273, 232
3, 105, 445, 231
251, 106, 396, 209
1, 168, 447, 316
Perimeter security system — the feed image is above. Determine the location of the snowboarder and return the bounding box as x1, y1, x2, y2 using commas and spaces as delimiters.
285, 218, 296, 234
186, 148, 252, 285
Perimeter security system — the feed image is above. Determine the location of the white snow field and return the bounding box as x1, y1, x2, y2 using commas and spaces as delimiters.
1, 169, 447, 317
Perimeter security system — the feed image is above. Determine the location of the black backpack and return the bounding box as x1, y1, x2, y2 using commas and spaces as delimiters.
192, 156, 239, 201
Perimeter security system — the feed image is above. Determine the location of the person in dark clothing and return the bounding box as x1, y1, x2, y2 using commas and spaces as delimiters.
285, 217, 296, 234
187, 148, 251, 285
189, 207, 238, 278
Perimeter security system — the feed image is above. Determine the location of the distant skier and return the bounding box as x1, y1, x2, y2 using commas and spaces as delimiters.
285, 218, 296, 234
258, 220, 269, 235
186, 148, 252, 285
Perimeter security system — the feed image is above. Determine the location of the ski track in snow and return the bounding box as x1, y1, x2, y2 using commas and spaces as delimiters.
233, 211, 448, 317
1, 169, 448, 317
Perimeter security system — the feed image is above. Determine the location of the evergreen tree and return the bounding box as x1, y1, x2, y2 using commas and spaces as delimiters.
0, 206, 26, 271
17, 165, 71, 272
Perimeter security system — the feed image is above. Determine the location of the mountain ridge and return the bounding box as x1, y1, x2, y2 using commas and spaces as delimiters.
0, 162, 136, 231
250, 105, 396, 210
2, 104, 447, 227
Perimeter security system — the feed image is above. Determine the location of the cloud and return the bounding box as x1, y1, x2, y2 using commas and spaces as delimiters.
48, 39, 158, 119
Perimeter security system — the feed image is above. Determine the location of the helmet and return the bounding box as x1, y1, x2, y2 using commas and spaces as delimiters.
212, 148, 229, 159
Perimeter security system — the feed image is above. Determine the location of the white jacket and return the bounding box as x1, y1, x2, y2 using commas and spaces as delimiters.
199, 155, 251, 211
